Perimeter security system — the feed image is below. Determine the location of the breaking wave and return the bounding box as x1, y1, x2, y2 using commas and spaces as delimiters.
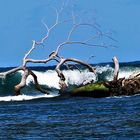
26, 69, 96, 89
0, 61, 140, 101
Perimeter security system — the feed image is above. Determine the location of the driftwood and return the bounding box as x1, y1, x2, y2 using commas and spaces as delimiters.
0, 4, 125, 96
106, 56, 140, 96
71, 56, 140, 98
15, 68, 29, 95
14, 68, 49, 95
1, 6, 110, 96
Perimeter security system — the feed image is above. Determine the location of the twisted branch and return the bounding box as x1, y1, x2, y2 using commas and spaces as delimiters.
29, 70, 49, 94
0, 5, 117, 96
55, 57, 96, 90
15, 69, 29, 95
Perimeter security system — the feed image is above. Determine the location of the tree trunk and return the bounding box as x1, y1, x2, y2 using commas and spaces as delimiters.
15, 69, 29, 95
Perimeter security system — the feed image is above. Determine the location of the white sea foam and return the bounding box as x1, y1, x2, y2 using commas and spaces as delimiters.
118, 67, 140, 79
26, 70, 60, 89
96, 65, 140, 81
96, 65, 114, 74
25, 69, 96, 89
1, 65, 140, 101
0, 93, 59, 101
19, 66, 139, 89
118, 70, 133, 79
96, 65, 114, 81
17, 66, 140, 87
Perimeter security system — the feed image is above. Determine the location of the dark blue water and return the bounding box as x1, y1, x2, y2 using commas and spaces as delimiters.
0, 63, 140, 139
0, 95, 140, 139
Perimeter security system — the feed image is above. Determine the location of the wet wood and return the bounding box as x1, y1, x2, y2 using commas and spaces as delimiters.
15, 69, 29, 95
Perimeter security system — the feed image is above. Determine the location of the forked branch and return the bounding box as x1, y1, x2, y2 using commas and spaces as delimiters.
0, 5, 117, 96
55, 57, 96, 90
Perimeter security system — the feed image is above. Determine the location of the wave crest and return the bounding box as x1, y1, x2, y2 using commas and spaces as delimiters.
0, 64, 140, 98
26, 69, 96, 89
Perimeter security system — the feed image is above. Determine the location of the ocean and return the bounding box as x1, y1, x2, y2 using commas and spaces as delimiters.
0, 62, 140, 139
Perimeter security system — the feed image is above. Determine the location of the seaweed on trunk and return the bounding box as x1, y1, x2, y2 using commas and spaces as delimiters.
70, 56, 140, 98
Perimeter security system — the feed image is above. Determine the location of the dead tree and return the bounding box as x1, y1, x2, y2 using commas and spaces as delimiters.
0, 7, 115, 96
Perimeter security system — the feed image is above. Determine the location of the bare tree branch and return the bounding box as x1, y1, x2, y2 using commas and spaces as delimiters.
29, 70, 49, 94
67, 23, 102, 41
55, 41, 109, 54
129, 71, 140, 79
37, 8, 59, 44
58, 0, 69, 14
0, 66, 23, 78
55, 57, 96, 90
23, 40, 36, 67
0, 5, 118, 96
15, 69, 29, 95
113, 56, 119, 82
63, 58, 95, 73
